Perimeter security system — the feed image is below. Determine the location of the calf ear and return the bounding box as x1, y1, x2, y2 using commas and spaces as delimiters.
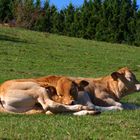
46, 86, 57, 96
79, 80, 89, 88
111, 72, 120, 80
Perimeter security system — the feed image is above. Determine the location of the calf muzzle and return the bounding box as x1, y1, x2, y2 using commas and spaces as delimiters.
135, 84, 140, 91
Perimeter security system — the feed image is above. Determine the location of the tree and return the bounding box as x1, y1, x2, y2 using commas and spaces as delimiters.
50, 5, 59, 33
57, 9, 66, 34
13, 0, 34, 28
35, 0, 41, 9
0, 0, 14, 22
80, 0, 91, 38
118, 0, 131, 43
127, 0, 137, 44
0, 0, 139, 46
95, 0, 109, 41
86, 0, 102, 39
71, 8, 82, 37
63, 3, 75, 36
135, 10, 140, 46
43, 0, 51, 32
85, 0, 94, 39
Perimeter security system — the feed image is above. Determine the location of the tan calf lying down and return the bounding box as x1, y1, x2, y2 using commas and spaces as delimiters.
71, 67, 140, 111
0, 76, 99, 115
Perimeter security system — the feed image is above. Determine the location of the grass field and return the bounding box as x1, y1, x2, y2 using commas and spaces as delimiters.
0, 27, 140, 140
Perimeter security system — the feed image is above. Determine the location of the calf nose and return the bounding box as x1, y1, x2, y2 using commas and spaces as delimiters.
135, 84, 140, 91
63, 100, 76, 105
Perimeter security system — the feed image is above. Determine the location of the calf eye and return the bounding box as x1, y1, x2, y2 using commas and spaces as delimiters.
70, 87, 78, 95
130, 77, 133, 81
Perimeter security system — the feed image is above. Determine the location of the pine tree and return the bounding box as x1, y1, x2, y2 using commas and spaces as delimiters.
85, 0, 94, 39
80, 0, 91, 38
50, 5, 59, 33
86, 0, 102, 39
71, 8, 82, 37
43, 0, 51, 32
95, 0, 109, 41
64, 3, 75, 36
57, 9, 65, 34
0, 0, 137, 46
127, 0, 137, 44
0, 0, 14, 23
33, 0, 49, 31
13, 0, 34, 28
106, 0, 120, 42
35, 0, 41, 9
119, 0, 131, 43
24, 0, 35, 28
135, 10, 140, 46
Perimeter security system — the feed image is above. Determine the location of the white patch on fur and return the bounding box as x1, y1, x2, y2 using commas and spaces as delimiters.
94, 105, 123, 111
135, 84, 140, 91
73, 110, 96, 116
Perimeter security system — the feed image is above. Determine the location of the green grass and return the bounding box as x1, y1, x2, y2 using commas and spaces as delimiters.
0, 27, 140, 140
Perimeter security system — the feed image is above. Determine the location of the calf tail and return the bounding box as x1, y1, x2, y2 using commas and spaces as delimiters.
0, 97, 8, 113
0, 101, 7, 113
0, 84, 5, 112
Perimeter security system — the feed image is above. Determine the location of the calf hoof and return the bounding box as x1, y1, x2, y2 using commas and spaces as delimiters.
45, 111, 54, 115
114, 106, 123, 110
73, 110, 101, 116
110, 106, 123, 111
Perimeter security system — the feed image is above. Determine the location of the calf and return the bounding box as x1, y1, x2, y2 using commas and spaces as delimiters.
0, 76, 99, 115
71, 67, 140, 111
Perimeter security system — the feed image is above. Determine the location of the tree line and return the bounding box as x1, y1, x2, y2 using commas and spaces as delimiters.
0, 0, 140, 46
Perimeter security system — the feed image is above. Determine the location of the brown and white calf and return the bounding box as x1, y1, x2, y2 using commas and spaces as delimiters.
0, 76, 99, 115
70, 67, 140, 111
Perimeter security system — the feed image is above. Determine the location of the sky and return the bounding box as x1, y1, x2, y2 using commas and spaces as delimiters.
49, 0, 84, 10
41, 0, 140, 10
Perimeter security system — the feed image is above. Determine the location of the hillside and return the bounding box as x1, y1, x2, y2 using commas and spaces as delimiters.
0, 27, 140, 139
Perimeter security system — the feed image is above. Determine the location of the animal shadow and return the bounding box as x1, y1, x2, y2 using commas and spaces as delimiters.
121, 102, 140, 110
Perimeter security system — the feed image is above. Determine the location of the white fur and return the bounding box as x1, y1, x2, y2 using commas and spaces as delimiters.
135, 84, 140, 91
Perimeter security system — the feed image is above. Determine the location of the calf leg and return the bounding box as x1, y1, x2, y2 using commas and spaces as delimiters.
42, 98, 90, 113
77, 92, 123, 111
96, 98, 123, 111
37, 87, 91, 113
73, 110, 101, 116
36, 91, 89, 113
77, 92, 96, 109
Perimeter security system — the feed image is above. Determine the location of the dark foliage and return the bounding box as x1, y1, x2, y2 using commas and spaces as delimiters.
0, 0, 140, 46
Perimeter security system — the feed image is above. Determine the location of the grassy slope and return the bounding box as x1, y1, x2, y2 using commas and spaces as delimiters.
0, 27, 140, 140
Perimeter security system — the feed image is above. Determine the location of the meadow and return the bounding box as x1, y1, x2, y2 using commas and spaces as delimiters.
0, 27, 140, 140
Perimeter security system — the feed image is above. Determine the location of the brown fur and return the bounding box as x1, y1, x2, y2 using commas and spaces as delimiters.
1, 67, 138, 114
70, 67, 140, 108
0, 76, 94, 115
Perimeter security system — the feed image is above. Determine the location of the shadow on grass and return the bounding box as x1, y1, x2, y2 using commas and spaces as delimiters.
0, 34, 29, 44
121, 102, 140, 110
0, 138, 11, 140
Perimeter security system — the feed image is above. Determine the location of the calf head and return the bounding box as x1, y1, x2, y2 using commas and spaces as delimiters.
56, 77, 89, 105
111, 67, 140, 97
